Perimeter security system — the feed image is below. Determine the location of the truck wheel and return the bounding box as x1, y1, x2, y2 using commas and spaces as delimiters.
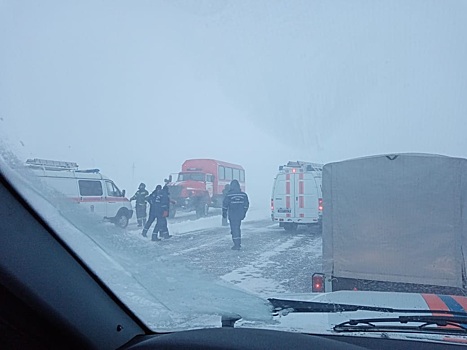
169, 207, 176, 218
115, 213, 129, 228
283, 223, 298, 232
196, 203, 209, 218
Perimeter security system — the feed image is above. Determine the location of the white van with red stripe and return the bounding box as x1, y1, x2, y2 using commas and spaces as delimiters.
271, 161, 323, 231
26, 158, 133, 228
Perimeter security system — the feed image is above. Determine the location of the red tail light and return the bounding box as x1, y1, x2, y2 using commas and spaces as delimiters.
271, 199, 274, 211
318, 198, 323, 211
312, 273, 325, 292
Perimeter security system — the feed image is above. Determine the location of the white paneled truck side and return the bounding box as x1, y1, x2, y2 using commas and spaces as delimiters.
313, 153, 467, 296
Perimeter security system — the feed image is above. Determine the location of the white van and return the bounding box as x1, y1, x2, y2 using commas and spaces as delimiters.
271, 161, 323, 231
25, 158, 133, 228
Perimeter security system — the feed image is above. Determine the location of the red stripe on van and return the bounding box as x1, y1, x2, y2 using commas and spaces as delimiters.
299, 196, 304, 208
299, 173, 304, 180
286, 196, 290, 208
286, 181, 290, 195
286, 174, 290, 181
71, 197, 129, 203
299, 181, 304, 194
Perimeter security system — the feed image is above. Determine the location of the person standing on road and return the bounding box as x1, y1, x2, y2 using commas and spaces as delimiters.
154, 185, 171, 240
130, 183, 149, 227
142, 185, 162, 240
222, 179, 249, 250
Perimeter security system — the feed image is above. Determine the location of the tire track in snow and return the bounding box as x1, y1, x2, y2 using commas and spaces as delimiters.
220, 233, 320, 296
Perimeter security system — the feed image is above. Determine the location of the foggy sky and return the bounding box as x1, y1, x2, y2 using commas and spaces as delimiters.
1, 0, 467, 204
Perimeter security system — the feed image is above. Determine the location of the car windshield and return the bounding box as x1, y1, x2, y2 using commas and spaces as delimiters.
2, 0, 467, 343
178, 172, 206, 182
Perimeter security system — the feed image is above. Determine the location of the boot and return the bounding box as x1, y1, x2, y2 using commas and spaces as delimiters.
142, 229, 148, 237
151, 233, 161, 241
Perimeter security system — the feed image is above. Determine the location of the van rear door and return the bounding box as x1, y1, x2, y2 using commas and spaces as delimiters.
272, 173, 295, 220
295, 172, 320, 223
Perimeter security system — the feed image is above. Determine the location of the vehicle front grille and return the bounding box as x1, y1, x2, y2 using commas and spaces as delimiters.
167, 185, 182, 198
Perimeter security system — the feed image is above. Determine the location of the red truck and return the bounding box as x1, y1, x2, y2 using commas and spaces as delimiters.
166, 159, 246, 218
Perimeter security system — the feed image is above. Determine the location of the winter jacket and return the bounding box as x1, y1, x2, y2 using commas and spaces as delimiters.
130, 189, 149, 205
147, 188, 169, 216
222, 180, 249, 221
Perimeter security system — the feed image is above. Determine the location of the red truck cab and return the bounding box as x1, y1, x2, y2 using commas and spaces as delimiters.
167, 159, 245, 218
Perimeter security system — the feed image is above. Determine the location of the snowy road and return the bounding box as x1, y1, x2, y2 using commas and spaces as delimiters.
126, 209, 322, 298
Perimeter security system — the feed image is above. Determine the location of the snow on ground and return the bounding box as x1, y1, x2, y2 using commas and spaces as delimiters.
129, 206, 271, 236
221, 235, 304, 295
3, 157, 319, 330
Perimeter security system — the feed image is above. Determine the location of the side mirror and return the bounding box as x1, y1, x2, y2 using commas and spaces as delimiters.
164, 175, 173, 184
122, 189, 126, 197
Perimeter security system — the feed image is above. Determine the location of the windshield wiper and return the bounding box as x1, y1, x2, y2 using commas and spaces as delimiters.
268, 298, 467, 317
333, 315, 467, 335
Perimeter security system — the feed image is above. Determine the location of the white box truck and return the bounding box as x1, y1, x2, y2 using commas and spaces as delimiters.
271, 161, 323, 231
313, 153, 467, 295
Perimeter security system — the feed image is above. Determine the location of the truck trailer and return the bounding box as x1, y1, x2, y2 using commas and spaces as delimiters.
313, 153, 467, 296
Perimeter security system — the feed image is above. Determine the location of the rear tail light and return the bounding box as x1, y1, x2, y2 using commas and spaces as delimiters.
318, 198, 323, 211
312, 273, 325, 292
271, 199, 274, 211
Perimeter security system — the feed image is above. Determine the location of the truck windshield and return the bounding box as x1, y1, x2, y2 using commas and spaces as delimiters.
178, 173, 205, 182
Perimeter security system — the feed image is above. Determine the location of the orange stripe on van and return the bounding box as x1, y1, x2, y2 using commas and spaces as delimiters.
451, 296, 467, 311
422, 294, 452, 316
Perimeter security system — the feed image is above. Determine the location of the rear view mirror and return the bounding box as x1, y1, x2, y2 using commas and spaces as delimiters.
122, 189, 126, 197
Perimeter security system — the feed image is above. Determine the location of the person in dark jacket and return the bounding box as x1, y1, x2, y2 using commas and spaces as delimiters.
154, 185, 171, 240
222, 179, 249, 250
130, 183, 149, 227
142, 185, 162, 240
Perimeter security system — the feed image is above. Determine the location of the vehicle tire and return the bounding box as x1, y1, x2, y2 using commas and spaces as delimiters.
283, 223, 298, 232
169, 207, 176, 218
196, 203, 209, 218
203, 203, 209, 216
115, 213, 129, 228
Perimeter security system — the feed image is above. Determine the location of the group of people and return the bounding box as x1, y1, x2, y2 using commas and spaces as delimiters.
130, 183, 171, 241
130, 179, 249, 250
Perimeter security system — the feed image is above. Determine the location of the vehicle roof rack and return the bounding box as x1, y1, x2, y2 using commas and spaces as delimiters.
26, 158, 79, 170
75, 169, 100, 174
279, 161, 323, 171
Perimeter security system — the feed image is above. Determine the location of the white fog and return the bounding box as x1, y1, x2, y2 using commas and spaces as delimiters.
2, 0, 467, 205
3, 0, 467, 338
